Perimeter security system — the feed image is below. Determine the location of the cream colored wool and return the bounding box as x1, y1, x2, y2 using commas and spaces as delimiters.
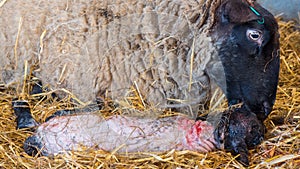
0, 0, 225, 117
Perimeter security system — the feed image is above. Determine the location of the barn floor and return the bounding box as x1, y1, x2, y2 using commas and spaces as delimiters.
0, 19, 299, 168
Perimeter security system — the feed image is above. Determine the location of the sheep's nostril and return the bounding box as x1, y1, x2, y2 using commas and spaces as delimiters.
263, 101, 272, 118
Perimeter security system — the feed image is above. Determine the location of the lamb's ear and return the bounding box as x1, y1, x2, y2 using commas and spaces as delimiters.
221, 0, 260, 23
230, 138, 250, 166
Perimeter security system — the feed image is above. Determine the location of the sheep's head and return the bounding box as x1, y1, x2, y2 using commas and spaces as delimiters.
211, 0, 280, 121
214, 106, 265, 166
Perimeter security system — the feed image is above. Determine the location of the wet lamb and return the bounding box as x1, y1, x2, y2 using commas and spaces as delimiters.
18, 102, 263, 166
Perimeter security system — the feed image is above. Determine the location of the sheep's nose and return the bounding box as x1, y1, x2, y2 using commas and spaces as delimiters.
23, 135, 45, 156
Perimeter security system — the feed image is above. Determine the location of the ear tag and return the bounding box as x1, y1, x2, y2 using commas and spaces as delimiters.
249, 6, 265, 25
257, 18, 264, 25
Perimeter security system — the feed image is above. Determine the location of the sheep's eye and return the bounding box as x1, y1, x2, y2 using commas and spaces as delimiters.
247, 29, 262, 41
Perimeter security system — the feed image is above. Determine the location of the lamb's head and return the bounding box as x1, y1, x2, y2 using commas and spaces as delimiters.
211, 0, 280, 121
214, 106, 265, 166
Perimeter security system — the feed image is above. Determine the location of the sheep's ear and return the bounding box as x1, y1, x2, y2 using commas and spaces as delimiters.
221, 0, 260, 23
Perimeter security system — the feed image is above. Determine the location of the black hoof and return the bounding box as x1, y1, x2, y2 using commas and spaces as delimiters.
24, 135, 46, 156
12, 100, 38, 129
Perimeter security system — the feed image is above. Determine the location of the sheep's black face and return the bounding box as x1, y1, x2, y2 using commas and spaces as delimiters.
212, 0, 280, 121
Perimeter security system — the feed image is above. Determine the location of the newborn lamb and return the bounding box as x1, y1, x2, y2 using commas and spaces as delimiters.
15, 101, 264, 166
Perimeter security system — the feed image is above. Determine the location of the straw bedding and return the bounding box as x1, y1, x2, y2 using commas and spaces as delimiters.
0, 5, 299, 169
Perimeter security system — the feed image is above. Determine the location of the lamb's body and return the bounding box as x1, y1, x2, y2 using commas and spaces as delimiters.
18, 99, 264, 165
24, 114, 216, 156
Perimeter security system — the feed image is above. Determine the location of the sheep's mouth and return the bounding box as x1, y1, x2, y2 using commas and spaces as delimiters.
240, 86, 274, 121
244, 100, 272, 122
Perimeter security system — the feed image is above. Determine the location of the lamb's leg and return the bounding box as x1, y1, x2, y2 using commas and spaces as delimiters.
27, 79, 103, 121
23, 135, 45, 156
13, 79, 102, 127
44, 98, 103, 121
30, 79, 59, 101
45, 109, 78, 122
12, 79, 46, 129
12, 100, 38, 129
30, 79, 44, 96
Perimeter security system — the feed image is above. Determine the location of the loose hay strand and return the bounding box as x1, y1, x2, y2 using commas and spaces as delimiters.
188, 37, 196, 92
21, 60, 28, 100
14, 17, 23, 70
0, 0, 7, 8
38, 29, 47, 63
134, 81, 146, 108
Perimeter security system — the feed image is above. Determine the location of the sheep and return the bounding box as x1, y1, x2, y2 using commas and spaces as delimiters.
2, 0, 279, 166
0, 0, 280, 120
